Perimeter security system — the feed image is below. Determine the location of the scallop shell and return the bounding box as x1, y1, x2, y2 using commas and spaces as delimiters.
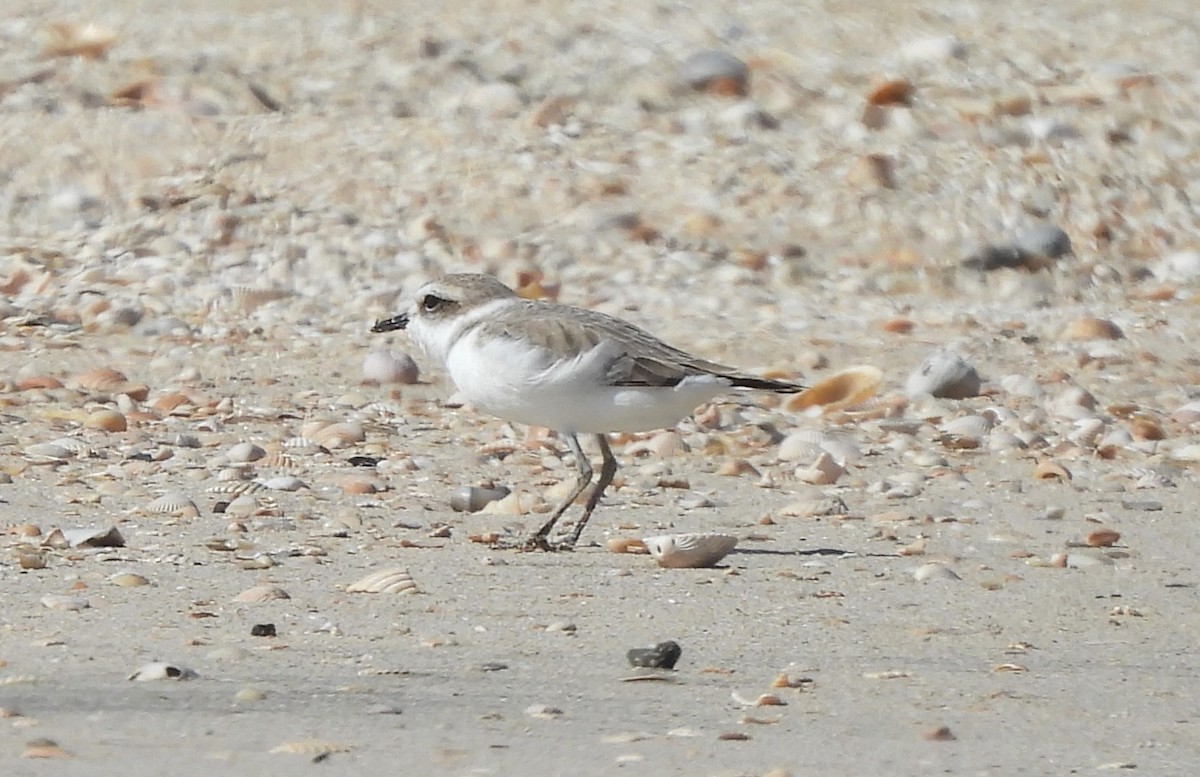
642, 533, 737, 569
283, 436, 326, 454
70, 367, 128, 392
228, 285, 291, 313
232, 585, 291, 603
786, 366, 883, 412
146, 492, 200, 518
345, 567, 420, 595
905, 351, 981, 400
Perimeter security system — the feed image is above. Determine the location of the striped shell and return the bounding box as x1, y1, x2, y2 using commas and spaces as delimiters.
642, 533, 737, 569
147, 492, 200, 518
345, 567, 420, 595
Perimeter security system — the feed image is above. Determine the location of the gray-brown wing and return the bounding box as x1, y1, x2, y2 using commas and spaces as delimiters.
475, 301, 801, 392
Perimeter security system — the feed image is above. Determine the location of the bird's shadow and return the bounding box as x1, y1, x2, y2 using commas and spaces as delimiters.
730, 547, 854, 557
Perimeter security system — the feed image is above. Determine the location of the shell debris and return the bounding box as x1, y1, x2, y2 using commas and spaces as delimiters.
643, 533, 737, 568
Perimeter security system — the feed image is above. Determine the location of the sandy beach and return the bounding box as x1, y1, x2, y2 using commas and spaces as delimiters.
2, 1, 1200, 774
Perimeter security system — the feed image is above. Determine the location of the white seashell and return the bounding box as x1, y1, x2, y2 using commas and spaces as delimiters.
129, 661, 197, 681
226, 442, 266, 463
50, 437, 95, 456
228, 285, 291, 313
59, 526, 125, 548
1048, 386, 1097, 420
777, 432, 824, 463
345, 567, 420, 595
988, 432, 1027, 452
208, 481, 267, 495
147, 492, 200, 518
778, 496, 849, 517
40, 594, 90, 611
362, 350, 420, 385
905, 350, 981, 400
900, 34, 966, 63
217, 465, 253, 481
643, 533, 737, 568
940, 413, 993, 440
1068, 417, 1106, 447
283, 436, 325, 454
912, 563, 961, 582
795, 452, 844, 485
232, 585, 291, 603
1000, 374, 1042, 398
25, 442, 72, 461
1168, 443, 1200, 463
257, 476, 307, 492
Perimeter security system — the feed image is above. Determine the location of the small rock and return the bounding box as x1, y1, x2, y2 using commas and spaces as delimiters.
627, 640, 682, 670
679, 50, 749, 96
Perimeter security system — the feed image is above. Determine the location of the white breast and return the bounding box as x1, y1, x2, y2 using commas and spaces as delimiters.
443, 329, 731, 434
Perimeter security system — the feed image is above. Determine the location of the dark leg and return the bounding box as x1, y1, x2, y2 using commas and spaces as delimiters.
561, 434, 617, 549
523, 433, 593, 550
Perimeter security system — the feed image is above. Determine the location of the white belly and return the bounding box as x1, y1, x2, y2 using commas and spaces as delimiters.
444, 330, 730, 433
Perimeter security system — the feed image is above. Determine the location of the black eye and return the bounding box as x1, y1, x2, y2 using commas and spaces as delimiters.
421, 294, 445, 312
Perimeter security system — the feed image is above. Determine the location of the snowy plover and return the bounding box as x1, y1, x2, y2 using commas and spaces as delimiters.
372, 273, 803, 550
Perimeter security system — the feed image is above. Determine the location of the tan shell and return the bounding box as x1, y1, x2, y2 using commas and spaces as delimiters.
232, 585, 291, 603
270, 739, 351, 756
786, 366, 883, 412
43, 22, 118, 59
643, 533, 737, 568
1060, 316, 1123, 341
1033, 461, 1072, 481
84, 409, 127, 432
345, 567, 419, 595
606, 538, 648, 554
313, 422, 366, 448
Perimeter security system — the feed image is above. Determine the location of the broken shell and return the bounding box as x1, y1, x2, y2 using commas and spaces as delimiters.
905, 351, 981, 400
607, 538, 648, 554
147, 492, 200, 518
795, 451, 845, 485
111, 572, 150, 587
56, 526, 125, 548
338, 475, 386, 495
233, 585, 291, 603
129, 662, 197, 681
362, 350, 420, 385
1086, 529, 1121, 547
43, 21, 118, 59
1060, 316, 1123, 341
270, 739, 351, 756
643, 533, 737, 568
1033, 461, 1072, 481
786, 366, 882, 412
866, 78, 914, 106
1129, 416, 1165, 441
624, 430, 685, 458
449, 485, 511, 513
345, 567, 419, 594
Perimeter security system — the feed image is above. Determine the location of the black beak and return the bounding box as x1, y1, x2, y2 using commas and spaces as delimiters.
371, 313, 409, 333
